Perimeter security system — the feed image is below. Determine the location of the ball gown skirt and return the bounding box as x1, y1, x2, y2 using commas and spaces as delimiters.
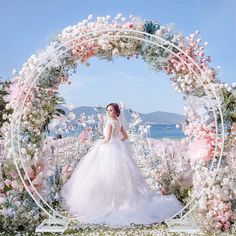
60, 135, 183, 227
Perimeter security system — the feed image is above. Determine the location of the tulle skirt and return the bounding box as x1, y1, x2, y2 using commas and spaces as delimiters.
60, 137, 183, 227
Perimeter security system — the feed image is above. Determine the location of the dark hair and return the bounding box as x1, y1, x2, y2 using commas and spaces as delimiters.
106, 103, 121, 117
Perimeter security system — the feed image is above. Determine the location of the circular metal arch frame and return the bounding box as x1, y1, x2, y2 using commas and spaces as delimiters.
10, 28, 225, 223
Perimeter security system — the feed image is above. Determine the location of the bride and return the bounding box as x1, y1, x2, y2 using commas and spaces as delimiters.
60, 102, 183, 227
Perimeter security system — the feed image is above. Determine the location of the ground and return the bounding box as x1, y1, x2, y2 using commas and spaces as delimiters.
1, 223, 235, 236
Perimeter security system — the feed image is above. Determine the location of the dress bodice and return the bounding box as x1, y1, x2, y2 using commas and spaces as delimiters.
103, 119, 121, 138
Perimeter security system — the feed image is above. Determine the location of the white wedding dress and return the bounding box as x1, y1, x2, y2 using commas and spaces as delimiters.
60, 118, 183, 227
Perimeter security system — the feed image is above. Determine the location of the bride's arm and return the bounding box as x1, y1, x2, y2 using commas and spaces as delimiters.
101, 125, 112, 144
120, 126, 128, 142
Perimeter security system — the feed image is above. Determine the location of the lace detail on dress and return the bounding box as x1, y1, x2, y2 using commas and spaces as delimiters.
104, 119, 121, 138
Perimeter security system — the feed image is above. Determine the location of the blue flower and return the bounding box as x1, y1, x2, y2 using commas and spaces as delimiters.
143, 20, 160, 35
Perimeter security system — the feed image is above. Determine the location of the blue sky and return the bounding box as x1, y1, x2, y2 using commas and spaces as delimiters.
0, 0, 235, 114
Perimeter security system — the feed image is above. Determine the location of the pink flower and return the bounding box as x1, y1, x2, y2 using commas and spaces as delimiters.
11, 180, 18, 190
27, 166, 35, 180
86, 127, 92, 133
36, 162, 44, 173
18, 183, 24, 191
69, 112, 76, 120
62, 164, 72, 177
79, 130, 88, 143
185, 139, 211, 160
9, 170, 18, 179
129, 22, 134, 28
68, 124, 74, 130
48, 90, 55, 96
4, 179, 11, 187
32, 172, 44, 186
59, 76, 68, 84
223, 222, 230, 230
97, 114, 104, 122
0, 181, 5, 191
214, 222, 222, 230
159, 186, 167, 195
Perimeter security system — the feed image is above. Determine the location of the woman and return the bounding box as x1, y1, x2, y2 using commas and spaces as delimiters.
60, 102, 183, 227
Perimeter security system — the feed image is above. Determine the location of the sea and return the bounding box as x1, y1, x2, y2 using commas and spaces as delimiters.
47, 124, 186, 140
149, 124, 186, 139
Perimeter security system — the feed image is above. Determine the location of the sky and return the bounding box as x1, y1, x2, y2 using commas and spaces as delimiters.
0, 0, 235, 115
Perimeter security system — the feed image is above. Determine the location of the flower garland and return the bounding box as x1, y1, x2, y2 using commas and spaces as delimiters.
0, 13, 235, 233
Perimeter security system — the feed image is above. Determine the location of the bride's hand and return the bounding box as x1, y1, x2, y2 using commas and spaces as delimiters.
121, 137, 128, 142
100, 139, 108, 145
100, 138, 109, 145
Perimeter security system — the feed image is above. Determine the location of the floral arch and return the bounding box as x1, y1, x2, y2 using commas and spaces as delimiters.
1, 14, 236, 233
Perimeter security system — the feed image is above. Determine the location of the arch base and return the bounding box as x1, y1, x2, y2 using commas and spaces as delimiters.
35, 214, 70, 233
165, 218, 202, 234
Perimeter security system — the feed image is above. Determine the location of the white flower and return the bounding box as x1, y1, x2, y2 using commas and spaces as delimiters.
107, 44, 112, 50
219, 83, 224, 88
102, 44, 108, 50
87, 14, 93, 20
97, 38, 105, 46
5, 103, 11, 110
2, 114, 7, 120
106, 15, 111, 20
21, 148, 27, 155
112, 48, 119, 55
197, 38, 202, 43
116, 13, 122, 19
12, 69, 17, 75
82, 19, 88, 24
120, 42, 126, 48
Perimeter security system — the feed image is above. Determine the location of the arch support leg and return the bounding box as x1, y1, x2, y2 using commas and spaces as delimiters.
35, 213, 70, 233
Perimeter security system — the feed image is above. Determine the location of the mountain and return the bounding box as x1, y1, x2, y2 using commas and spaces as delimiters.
59, 105, 185, 125
139, 111, 185, 125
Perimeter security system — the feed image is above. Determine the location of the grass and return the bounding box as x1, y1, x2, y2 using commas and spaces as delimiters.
1, 222, 235, 236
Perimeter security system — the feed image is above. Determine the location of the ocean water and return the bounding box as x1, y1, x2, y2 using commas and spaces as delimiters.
149, 124, 186, 139
47, 124, 186, 140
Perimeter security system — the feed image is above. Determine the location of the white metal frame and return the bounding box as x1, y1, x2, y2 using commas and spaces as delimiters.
9, 27, 225, 233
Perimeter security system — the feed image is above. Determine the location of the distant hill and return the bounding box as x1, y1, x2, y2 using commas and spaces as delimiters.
59, 105, 185, 125
139, 111, 185, 125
